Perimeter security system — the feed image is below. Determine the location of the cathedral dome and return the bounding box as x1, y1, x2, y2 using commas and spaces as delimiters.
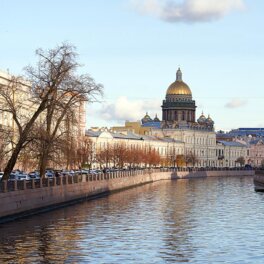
153, 114, 160, 122
206, 115, 214, 126
166, 68, 192, 96
197, 112, 206, 124
141, 112, 152, 124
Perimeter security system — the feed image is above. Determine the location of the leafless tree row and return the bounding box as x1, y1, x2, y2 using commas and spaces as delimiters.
162, 151, 198, 167
96, 144, 161, 169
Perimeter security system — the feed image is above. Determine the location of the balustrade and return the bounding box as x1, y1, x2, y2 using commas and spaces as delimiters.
0, 167, 253, 193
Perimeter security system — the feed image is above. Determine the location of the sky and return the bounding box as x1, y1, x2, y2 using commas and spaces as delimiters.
0, 0, 263, 131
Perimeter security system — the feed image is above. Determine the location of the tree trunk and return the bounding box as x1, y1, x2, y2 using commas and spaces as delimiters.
1, 95, 48, 181
39, 145, 50, 178
2, 140, 24, 181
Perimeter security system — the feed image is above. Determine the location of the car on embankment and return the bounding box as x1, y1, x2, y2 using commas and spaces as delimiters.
9, 171, 30, 181
28, 171, 40, 179
0, 172, 3, 181
45, 170, 55, 178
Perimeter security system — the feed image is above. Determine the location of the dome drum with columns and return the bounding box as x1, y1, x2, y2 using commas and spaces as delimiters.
161, 68, 196, 126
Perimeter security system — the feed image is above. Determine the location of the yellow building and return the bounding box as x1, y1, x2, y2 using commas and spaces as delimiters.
112, 120, 151, 135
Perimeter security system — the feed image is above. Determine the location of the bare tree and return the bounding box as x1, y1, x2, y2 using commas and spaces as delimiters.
185, 152, 198, 167
114, 144, 128, 169
111, 144, 119, 168
235, 156, 245, 167
76, 137, 94, 169
0, 128, 11, 171
18, 148, 38, 172
37, 45, 103, 177
126, 146, 144, 169
83, 137, 95, 169
176, 155, 186, 167
142, 147, 161, 168
148, 149, 161, 167
0, 75, 50, 180
167, 147, 177, 168
96, 143, 113, 169
0, 43, 103, 180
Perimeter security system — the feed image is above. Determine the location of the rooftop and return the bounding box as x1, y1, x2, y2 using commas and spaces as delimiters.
217, 140, 247, 147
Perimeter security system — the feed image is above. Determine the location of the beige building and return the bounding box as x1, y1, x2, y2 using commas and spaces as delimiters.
86, 127, 247, 169
86, 128, 185, 168
247, 139, 264, 167
151, 127, 217, 167
216, 141, 247, 167
220, 134, 264, 167
235, 138, 264, 167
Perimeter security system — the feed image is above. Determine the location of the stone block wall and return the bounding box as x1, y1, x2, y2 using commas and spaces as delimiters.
0, 170, 172, 221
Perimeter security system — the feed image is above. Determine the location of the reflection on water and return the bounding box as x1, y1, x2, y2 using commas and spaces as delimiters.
0, 176, 264, 263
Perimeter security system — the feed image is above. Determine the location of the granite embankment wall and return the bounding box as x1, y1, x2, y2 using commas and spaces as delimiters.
174, 170, 255, 179
0, 170, 172, 222
0, 169, 254, 222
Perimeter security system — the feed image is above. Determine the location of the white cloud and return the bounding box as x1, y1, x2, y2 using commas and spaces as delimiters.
131, 0, 245, 23
225, 98, 247, 108
99, 96, 160, 122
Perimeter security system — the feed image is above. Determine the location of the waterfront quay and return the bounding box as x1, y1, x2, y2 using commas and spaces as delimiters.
0, 168, 254, 223
253, 170, 264, 191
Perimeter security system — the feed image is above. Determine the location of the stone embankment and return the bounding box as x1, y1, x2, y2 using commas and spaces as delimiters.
254, 170, 264, 191
175, 168, 254, 179
0, 168, 254, 223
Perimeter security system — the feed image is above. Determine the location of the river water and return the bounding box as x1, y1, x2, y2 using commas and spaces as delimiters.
0, 176, 264, 263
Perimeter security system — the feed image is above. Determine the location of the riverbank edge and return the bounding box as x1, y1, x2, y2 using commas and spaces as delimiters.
0, 171, 172, 224
0, 170, 254, 224
0, 180, 156, 224
254, 170, 264, 192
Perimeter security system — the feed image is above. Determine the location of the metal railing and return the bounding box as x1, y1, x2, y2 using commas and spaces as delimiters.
0, 167, 253, 193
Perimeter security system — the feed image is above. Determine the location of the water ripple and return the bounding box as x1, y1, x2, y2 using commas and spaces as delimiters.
0, 176, 264, 263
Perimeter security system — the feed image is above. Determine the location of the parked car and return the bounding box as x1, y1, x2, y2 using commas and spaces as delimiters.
17, 174, 30, 181
9, 170, 30, 181
45, 170, 55, 178
54, 170, 63, 177
79, 169, 89, 175
61, 170, 75, 176
0, 172, 3, 180
89, 169, 99, 175
9, 171, 19, 181
28, 171, 40, 179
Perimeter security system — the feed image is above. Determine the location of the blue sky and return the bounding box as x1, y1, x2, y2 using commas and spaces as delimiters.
0, 0, 263, 131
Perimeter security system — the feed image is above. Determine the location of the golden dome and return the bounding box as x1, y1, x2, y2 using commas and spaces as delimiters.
166, 80, 192, 96
166, 68, 192, 96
